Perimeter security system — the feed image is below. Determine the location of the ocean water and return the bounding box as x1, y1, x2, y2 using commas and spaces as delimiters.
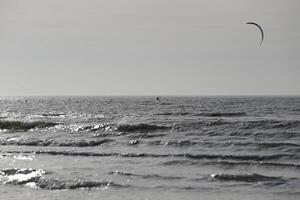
0, 96, 299, 200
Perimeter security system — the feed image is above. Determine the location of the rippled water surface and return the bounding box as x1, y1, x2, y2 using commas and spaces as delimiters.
0, 96, 300, 200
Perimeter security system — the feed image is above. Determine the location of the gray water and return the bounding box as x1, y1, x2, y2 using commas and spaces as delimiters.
0, 96, 300, 200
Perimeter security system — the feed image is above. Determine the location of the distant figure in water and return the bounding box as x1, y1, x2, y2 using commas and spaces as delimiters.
156, 97, 161, 104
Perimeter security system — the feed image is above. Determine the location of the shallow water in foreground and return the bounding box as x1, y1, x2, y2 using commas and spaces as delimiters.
0, 96, 300, 200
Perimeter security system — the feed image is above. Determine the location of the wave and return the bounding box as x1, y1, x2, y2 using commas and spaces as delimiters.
240, 120, 300, 130
199, 141, 300, 150
234, 141, 300, 148
54, 123, 117, 133
210, 173, 283, 183
174, 120, 228, 131
272, 120, 300, 129
117, 123, 170, 133
54, 123, 170, 133
156, 112, 246, 117
127, 133, 166, 139
0, 168, 45, 185
161, 160, 198, 166
182, 153, 295, 161
0, 120, 58, 132
2, 151, 295, 162
228, 130, 300, 140
148, 140, 197, 147
159, 102, 173, 105
36, 178, 116, 190
38, 113, 65, 117
129, 139, 140, 145
161, 159, 300, 169
108, 171, 183, 180
0, 168, 118, 190
203, 160, 300, 168
174, 119, 300, 133
0, 168, 45, 176
156, 112, 192, 116
196, 112, 247, 117
156, 112, 174, 116
0, 138, 114, 147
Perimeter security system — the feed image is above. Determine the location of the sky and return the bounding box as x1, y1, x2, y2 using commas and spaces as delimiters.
0, 0, 299, 96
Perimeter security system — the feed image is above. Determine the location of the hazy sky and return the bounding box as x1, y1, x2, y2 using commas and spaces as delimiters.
0, 0, 299, 96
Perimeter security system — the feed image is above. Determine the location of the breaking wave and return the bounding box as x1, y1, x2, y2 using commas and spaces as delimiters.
0, 168, 45, 185
0, 168, 118, 190
53, 123, 170, 133
54, 123, 116, 133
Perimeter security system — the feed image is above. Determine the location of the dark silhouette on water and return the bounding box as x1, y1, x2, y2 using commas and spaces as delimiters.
156, 97, 161, 104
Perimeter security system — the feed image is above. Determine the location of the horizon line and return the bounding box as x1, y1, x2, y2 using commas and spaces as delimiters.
1, 94, 300, 98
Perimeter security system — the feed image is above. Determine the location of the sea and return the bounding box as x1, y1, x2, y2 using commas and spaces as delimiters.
0, 96, 299, 200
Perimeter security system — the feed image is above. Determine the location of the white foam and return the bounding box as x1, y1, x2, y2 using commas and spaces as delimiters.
4, 169, 45, 184
25, 182, 38, 189
13, 155, 35, 161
